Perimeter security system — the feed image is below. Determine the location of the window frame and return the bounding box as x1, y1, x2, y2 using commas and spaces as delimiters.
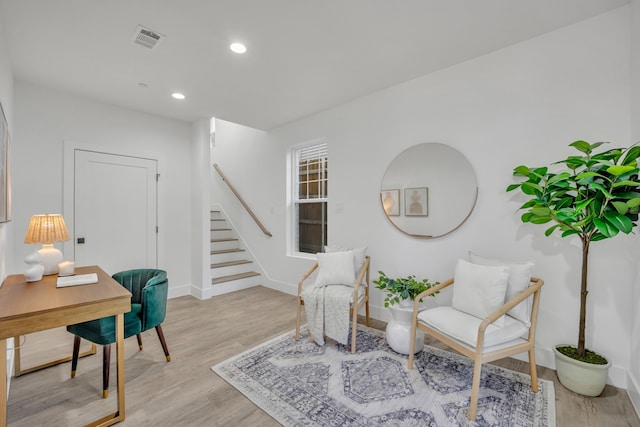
287, 139, 328, 258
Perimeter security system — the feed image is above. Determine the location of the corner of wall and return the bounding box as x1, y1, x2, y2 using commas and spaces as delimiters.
627, 371, 640, 416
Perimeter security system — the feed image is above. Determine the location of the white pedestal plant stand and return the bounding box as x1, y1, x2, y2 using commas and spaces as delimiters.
385, 301, 425, 355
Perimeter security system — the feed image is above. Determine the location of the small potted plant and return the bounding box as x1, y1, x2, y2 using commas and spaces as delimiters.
374, 271, 439, 354
373, 270, 439, 308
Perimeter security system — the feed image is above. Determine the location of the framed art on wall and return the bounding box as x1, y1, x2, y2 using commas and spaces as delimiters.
0, 100, 11, 223
405, 187, 428, 216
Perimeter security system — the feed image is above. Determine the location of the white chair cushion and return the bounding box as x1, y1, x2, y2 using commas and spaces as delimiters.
469, 252, 535, 326
451, 259, 509, 327
315, 251, 356, 286
418, 306, 529, 349
325, 245, 367, 277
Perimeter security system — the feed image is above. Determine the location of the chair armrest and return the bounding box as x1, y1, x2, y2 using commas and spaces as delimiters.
352, 256, 371, 300
475, 277, 544, 350
141, 276, 169, 330
412, 278, 454, 319
297, 263, 319, 296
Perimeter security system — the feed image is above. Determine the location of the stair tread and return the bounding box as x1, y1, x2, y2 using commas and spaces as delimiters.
211, 259, 252, 268
211, 237, 238, 243
211, 248, 245, 255
212, 271, 260, 284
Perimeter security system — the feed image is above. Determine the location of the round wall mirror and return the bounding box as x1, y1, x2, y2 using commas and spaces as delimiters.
380, 143, 478, 238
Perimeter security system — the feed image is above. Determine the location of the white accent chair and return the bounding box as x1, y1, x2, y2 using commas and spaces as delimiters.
295, 254, 370, 354
407, 259, 544, 421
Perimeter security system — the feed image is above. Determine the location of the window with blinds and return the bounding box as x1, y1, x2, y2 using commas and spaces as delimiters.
294, 142, 328, 254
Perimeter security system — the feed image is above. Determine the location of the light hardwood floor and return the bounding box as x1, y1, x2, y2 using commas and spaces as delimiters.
6, 286, 640, 426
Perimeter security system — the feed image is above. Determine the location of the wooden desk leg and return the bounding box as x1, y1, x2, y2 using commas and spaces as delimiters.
1, 338, 7, 427
84, 313, 125, 427
115, 313, 125, 421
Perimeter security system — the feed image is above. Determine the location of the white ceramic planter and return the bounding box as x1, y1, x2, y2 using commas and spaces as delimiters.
553, 344, 611, 396
385, 302, 424, 355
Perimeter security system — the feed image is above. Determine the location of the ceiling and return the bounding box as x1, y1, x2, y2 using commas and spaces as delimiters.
0, 0, 629, 130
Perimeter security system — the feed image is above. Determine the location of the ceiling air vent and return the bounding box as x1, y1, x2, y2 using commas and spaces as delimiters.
132, 25, 165, 49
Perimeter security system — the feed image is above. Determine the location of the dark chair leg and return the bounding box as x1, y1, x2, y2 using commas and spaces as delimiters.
70, 336, 81, 378
155, 325, 171, 362
136, 333, 143, 350
102, 344, 111, 398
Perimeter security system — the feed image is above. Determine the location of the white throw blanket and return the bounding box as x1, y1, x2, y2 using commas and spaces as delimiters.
302, 284, 353, 346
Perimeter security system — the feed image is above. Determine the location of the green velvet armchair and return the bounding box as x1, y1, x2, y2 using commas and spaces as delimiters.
66, 268, 171, 398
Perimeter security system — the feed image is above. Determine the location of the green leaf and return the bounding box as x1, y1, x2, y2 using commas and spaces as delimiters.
521, 182, 543, 195
519, 200, 537, 209
545, 224, 561, 237
622, 145, 640, 165
530, 207, 550, 216
570, 140, 592, 154
506, 183, 520, 192
561, 229, 581, 238
576, 171, 603, 180
627, 198, 640, 208
513, 165, 531, 176
575, 198, 593, 211
530, 215, 552, 224
547, 172, 572, 184
603, 210, 634, 234
589, 182, 614, 199
613, 180, 640, 188
612, 201, 629, 215
594, 217, 618, 238
607, 165, 636, 176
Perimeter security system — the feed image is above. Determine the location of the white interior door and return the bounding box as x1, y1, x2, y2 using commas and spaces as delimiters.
74, 150, 157, 275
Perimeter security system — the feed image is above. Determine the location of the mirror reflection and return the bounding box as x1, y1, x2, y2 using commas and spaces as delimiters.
380, 143, 478, 238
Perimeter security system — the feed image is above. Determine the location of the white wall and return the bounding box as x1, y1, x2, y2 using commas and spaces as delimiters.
0, 9, 15, 397
12, 81, 194, 295
629, 0, 640, 414
212, 7, 635, 389
0, 2, 14, 286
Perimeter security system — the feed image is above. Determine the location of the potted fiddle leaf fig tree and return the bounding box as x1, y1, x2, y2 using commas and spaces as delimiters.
507, 140, 640, 396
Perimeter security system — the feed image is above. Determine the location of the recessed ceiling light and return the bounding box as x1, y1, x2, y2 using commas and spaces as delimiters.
230, 43, 247, 54
172, 92, 185, 100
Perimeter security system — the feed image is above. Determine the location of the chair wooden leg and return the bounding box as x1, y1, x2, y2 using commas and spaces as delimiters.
351, 307, 358, 354
295, 297, 302, 340
407, 324, 417, 369
103, 344, 111, 398
136, 333, 143, 350
469, 361, 483, 421
155, 325, 171, 362
70, 336, 81, 378
529, 347, 539, 392
365, 300, 370, 327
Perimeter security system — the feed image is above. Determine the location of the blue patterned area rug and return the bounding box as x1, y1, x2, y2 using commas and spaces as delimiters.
211, 325, 555, 426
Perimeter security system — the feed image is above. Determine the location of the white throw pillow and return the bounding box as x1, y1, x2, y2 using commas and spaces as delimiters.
315, 251, 356, 287
468, 252, 535, 326
451, 259, 509, 327
325, 245, 367, 276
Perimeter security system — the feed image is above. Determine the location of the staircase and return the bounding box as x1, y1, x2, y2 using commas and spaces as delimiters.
210, 210, 261, 295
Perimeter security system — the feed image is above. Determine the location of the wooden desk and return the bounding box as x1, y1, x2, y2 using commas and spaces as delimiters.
0, 265, 131, 427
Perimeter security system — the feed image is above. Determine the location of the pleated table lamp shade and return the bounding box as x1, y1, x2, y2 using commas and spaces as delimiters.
24, 214, 71, 275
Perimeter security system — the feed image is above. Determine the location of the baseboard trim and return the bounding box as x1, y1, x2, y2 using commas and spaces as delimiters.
627, 371, 640, 417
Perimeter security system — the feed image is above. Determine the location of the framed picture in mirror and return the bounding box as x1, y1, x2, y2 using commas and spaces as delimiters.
381, 189, 400, 216
405, 187, 428, 216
